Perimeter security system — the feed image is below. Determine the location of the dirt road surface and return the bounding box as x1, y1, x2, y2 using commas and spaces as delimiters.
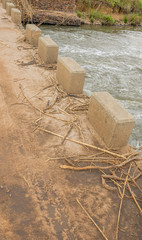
0, 4, 142, 240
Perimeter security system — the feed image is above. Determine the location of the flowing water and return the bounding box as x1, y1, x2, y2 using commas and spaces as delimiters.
40, 25, 142, 147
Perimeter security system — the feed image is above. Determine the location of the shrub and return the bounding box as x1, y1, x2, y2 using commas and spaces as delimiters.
85, 0, 92, 7
90, 16, 94, 22
94, 11, 102, 19
101, 15, 115, 25
137, 0, 142, 11
76, 10, 82, 18
128, 14, 142, 25
106, 0, 120, 8
123, 15, 128, 23
89, 8, 95, 18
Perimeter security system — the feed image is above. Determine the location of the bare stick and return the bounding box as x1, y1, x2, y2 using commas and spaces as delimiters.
116, 164, 132, 240
76, 198, 109, 240
61, 124, 73, 144
102, 174, 131, 182
121, 169, 142, 193
38, 127, 126, 160
127, 182, 142, 215
60, 156, 138, 170
102, 177, 116, 191
0, 40, 10, 48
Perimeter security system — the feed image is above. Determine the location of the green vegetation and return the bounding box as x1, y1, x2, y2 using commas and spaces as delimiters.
76, 0, 142, 25
88, 8, 115, 25
101, 15, 115, 25
76, 0, 142, 12
123, 15, 128, 23
76, 10, 82, 18
128, 14, 142, 25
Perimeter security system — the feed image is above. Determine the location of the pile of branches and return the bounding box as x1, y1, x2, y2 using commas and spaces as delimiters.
48, 146, 142, 240
12, 0, 34, 23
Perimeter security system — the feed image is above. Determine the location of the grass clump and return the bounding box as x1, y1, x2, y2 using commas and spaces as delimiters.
90, 16, 94, 22
123, 15, 128, 23
89, 8, 95, 18
101, 15, 115, 25
128, 14, 142, 25
76, 10, 82, 18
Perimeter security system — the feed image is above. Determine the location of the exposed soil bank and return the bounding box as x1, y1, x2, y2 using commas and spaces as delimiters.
11, 0, 142, 26
0, 4, 142, 240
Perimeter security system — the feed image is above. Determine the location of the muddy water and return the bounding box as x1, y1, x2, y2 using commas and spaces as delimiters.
41, 25, 142, 147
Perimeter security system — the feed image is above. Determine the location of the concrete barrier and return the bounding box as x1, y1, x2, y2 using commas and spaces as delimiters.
38, 37, 59, 64
6, 2, 15, 15
26, 24, 42, 47
11, 8, 21, 25
88, 92, 135, 148
2, 0, 11, 9
56, 57, 86, 94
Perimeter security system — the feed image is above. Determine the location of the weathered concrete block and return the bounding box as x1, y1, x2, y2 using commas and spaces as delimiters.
26, 24, 42, 46
56, 57, 86, 94
11, 8, 21, 25
2, 0, 11, 9
38, 37, 58, 64
88, 92, 135, 148
6, 2, 15, 15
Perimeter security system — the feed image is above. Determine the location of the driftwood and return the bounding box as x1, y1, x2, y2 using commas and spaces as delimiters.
19, 84, 69, 123
115, 165, 132, 240
0, 40, 10, 48
76, 198, 109, 240
38, 127, 126, 160
60, 156, 140, 171
127, 182, 142, 215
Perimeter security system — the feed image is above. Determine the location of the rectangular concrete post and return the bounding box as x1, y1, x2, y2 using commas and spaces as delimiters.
38, 36, 59, 64
26, 24, 42, 47
11, 8, 21, 25
87, 92, 135, 148
6, 2, 15, 15
56, 57, 86, 94
2, 0, 11, 9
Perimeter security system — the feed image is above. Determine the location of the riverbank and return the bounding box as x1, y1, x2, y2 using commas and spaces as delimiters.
76, 0, 142, 26
0, 3, 142, 239
9, 0, 142, 26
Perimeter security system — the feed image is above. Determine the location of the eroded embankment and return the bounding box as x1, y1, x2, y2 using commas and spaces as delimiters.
0, 3, 142, 240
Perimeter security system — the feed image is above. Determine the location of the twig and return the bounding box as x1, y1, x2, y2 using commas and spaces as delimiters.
76, 198, 109, 240
61, 124, 73, 144
116, 164, 132, 240
19, 84, 68, 123
121, 169, 142, 193
18, 60, 36, 66
0, 40, 10, 48
102, 177, 116, 191
38, 127, 126, 160
127, 182, 142, 215
60, 156, 138, 170
101, 174, 131, 182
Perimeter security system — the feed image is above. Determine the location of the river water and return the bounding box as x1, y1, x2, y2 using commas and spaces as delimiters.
40, 25, 142, 147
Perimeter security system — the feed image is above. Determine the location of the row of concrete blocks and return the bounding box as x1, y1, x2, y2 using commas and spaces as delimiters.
2, 0, 21, 24
25, 24, 135, 149
1, 0, 135, 148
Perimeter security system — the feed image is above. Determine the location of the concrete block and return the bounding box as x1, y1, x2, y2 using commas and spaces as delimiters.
2, 0, 11, 9
26, 24, 42, 47
88, 92, 135, 148
56, 57, 86, 94
38, 36, 58, 64
11, 8, 21, 25
6, 2, 15, 15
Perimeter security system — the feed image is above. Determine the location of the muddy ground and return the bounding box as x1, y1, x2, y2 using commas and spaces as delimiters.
0, 4, 142, 240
